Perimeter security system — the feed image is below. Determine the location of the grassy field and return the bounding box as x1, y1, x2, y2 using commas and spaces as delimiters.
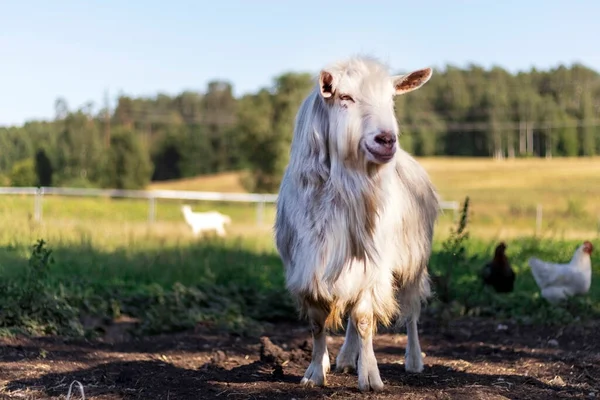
148, 157, 600, 240
420, 157, 600, 239
0, 157, 599, 337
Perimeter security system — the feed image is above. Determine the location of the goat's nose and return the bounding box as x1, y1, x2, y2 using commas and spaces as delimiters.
374, 131, 396, 149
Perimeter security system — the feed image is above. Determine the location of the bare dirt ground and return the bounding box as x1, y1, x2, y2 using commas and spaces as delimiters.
1, 317, 598, 399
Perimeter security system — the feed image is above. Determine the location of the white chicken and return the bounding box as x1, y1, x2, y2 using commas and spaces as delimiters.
528, 241, 593, 304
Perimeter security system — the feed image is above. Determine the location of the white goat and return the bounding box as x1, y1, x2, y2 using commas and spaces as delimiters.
181, 205, 231, 237
274, 56, 440, 392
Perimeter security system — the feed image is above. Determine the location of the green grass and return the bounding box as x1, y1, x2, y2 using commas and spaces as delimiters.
0, 201, 598, 338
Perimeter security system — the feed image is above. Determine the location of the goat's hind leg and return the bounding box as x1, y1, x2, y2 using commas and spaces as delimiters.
404, 315, 424, 373
399, 279, 427, 373
335, 316, 359, 373
300, 304, 331, 387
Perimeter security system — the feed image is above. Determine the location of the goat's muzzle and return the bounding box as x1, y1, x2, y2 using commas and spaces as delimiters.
366, 131, 397, 163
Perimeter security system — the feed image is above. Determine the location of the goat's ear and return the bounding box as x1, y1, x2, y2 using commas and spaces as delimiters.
392, 68, 433, 96
319, 70, 336, 98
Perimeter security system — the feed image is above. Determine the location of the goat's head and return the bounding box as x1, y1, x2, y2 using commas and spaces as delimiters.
316, 57, 432, 166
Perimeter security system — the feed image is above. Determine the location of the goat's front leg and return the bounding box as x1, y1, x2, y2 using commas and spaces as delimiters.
300, 305, 331, 387
404, 316, 424, 373
335, 316, 359, 373
353, 295, 384, 392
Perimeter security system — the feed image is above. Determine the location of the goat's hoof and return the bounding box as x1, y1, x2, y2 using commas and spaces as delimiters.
300, 361, 328, 387
358, 372, 384, 392
357, 358, 384, 392
335, 364, 356, 374
404, 353, 424, 373
300, 376, 326, 387
335, 348, 358, 374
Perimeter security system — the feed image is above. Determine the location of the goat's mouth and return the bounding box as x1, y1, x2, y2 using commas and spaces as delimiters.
365, 143, 396, 163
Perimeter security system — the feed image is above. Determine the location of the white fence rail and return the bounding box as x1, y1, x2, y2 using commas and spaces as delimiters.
0, 186, 459, 225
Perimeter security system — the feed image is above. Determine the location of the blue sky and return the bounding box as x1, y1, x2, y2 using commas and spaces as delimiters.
1, 0, 598, 127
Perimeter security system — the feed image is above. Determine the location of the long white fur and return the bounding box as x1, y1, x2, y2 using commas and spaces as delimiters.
181, 205, 231, 237
275, 56, 440, 392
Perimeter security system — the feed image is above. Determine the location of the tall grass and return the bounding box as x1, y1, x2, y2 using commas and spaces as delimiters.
0, 198, 598, 338
420, 157, 600, 238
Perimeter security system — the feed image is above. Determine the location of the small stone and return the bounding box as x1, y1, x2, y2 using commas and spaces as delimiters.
549, 375, 565, 387
547, 339, 559, 347
496, 324, 508, 331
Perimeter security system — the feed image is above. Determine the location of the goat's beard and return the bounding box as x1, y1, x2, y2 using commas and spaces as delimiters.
328, 115, 368, 171
321, 118, 387, 284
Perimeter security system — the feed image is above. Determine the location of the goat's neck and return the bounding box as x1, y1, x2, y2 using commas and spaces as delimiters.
329, 162, 389, 265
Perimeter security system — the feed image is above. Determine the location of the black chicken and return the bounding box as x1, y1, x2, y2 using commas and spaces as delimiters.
481, 242, 515, 293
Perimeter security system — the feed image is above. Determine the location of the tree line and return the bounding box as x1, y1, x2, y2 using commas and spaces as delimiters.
1, 63, 599, 192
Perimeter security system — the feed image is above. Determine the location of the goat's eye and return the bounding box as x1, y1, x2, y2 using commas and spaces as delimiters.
339, 94, 354, 102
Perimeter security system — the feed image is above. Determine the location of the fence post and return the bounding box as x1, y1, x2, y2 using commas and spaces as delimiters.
34, 187, 43, 223
256, 196, 265, 226
536, 204, 542, 236
148, 196, 156, 224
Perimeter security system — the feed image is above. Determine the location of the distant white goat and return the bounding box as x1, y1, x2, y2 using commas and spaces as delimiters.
274, 56, 440, 392
181, 205, 231, 237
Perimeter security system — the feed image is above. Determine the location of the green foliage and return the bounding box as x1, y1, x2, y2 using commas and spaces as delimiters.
58, 176, 98, 189
34, 149, 53, 186
179, 125, 218, 176
0, 240, 82, 336
9, 158, 37, 187
0, 237, 295, 338
0, 219, 598, 339
100, 129, 153, 190
1, 64, 600, 190
151, 131, 183, 181
431, 196, 472, 303
428, 235, 600, 325
53, 111, 104, 185
236, 73, 314, 193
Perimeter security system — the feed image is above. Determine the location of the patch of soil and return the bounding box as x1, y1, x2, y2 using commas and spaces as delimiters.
0, 317, 598, 399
